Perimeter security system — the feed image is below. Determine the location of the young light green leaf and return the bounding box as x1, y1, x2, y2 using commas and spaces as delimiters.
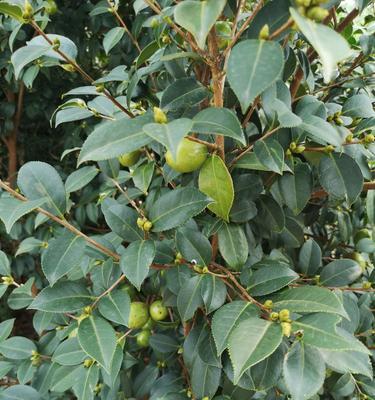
290, 8, 353, 82
17, 161, 67, 217
120, 240, 155, 290
227, 40, 284, 113
143, 118, 193, 160
199, 155, 234, 221
65, 166, 98, 193
193, 108, 246, 145
78, 315, 117, 372
29, 282, 92, 313
283, 342, 325, 400
78, 114, 153, 164
270, 286, 347, 317
228, 317, 283, 383
103, 27, 125, 54
211, 301, 258, 355
149, 187, 212, 232
218, 223, 248, 271
42, 232, 86, 286
174, 0, 226, 49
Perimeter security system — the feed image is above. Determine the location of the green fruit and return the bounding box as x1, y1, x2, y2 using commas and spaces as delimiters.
215, 21, 232, 50
118, 150, 141, 167
165, 138, 207, 173
128, 302, 149, 329
149, 300, 168, 321
354, 229, 371, 244
46, 0, 58, 14
136, 330, 151, 348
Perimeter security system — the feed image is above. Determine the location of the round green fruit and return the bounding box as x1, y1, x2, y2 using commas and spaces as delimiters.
118, 150, 141, 167
149, 300, 168, 321
354, 229, 371, 244
215, 21, 232, 50
165, 138, 207, 173
128, 302, 149, 329
46, 0, 58, 14
136, 330, 151, 348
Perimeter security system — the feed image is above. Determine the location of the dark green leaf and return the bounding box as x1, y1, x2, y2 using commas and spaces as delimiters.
218, 223, 248, 270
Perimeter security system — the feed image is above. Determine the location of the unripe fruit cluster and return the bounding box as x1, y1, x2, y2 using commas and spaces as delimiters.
137, 217, 153, 232
295, 0, 329, 22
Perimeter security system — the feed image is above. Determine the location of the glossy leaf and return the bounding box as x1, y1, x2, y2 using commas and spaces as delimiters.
177, 275, 204, 322
218, 223, 248, 270
176, 227, 212, 266
320, 259, 362, 287
65, 166, 99, 193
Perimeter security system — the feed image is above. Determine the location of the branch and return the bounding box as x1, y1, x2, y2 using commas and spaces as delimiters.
30, 21, 134, 118
311, 182, 375, 199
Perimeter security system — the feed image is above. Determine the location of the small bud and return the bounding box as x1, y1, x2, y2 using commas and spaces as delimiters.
279, 309, 291, 322
324, 145, 335, 153
264, 300, 273, 309
94, 384, 103, 395
193, 265, 203, 274
150, 18, 159, 29
335, 117, 344, 126
177, 347, 184, 354
306, 6, 329, 22
83, 358, 94, 368
294, 145, 305, 154
143, 221, 153, 232
161, 34, 171, 45
285, 148, 292, 157
295, 39, 304, 48
61, 64, 76, 72
202, 266, 209, 274
270, 312, 279, 321
281, 322, 292, 337
258, 24, 269, 40
289, 141, 297, 151
95, 84, 105, 93
362, 281, 372, 289
364, 134, 375, 144
83, 306, 92, 315
52, 38, 60, 50
24, 0, 33, 14
345, 134, 354, 143
153, 107, 168, 124
137, 217, 146, 228
1, 276, 14, 286
163, 16, 173, 25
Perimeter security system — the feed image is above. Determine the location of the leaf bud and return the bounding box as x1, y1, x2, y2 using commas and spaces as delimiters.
362, 281, 372, 289
83, 358, 94, 368
61, 64, 76, 72
1, 276, 14, 286
270, 312, 279, 321
95, 84, 105, 93
143, 221, 153, 232
279, 309, 291, 322
345, 133, 354, 143
289, 141, 297, 151
324, 145, 335, 153
364, 134, 374, 144
294, 145, 305, 154
263, 300, 273, 309
258, 24, 270, 40
281, 321, 292, 337
153, 107, 168, 124
52, 38, 60, 50
137, 217, 146, 228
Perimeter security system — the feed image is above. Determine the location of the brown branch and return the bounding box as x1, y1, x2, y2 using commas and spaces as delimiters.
268, 18, 293, 40
30, 21, 134, 118
187, 136, 218, 151
311, 182, 375, 199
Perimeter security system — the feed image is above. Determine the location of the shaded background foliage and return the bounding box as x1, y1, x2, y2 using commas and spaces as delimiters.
0, 0, 374, 399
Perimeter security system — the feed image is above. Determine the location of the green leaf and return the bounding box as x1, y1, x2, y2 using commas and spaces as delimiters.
52, 338, 86, 366
218, 223, 248, 270
292, 313, 369, 353
103, 27, 125, 54
201, 274, 226, 314
290, 8, 353, 82
0, 197, 46, 234
72, 364, 99, 400
143, 119, 193, 160
42, 232, 86, 286
0, 250, 10, 276
0, 2, 23, 21
176, 227, 212, 267
211, 301, 258, 355
199, 155, 234, 221
227, 40, 284, 113
78, 315, 117, 372
12, 45, 51, 80
248, 264, 298, 296
65, 166, 99, 193
259, 195, 285, 232
299, 115, 343, 146
17, 161, 67, 217
0, 337, 36, 360
254, 140, 284, 175
193, 108, 246, 145
320, 259, 362, 287
149, 187, 212, 232
174, 0, 226, 49
102, 200, 143, 242
149, 334, 180, 354
120, 240, 155, 290
50, 365, 81, 392
279, 163, 312, 215
98, 290, 130, 327
160, 77, 210, 111
78, 114, 153, 164
0, 319, 15, 342
228, 317, 283, 383
177, 275, 204, 322
7, 278, 34, 310
342, 94, 375, 118
29, 282, 92, 313
298, 239, 322, 275
320, 349, 373, 378
132, 162, 155, 194
0, 385, 41, 400
283, 342, 325, 400
270, 286, 347, 317
191, 356, 221, 399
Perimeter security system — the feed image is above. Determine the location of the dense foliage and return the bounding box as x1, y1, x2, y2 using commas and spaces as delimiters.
0, 0, 374, 399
